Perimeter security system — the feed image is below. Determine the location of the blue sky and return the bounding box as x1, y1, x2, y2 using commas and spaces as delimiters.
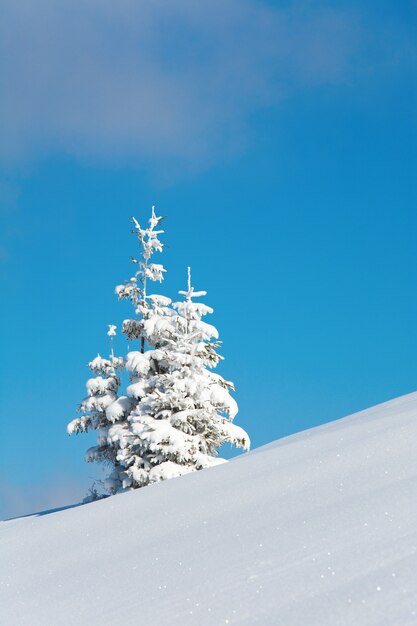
1, 0, 416, 519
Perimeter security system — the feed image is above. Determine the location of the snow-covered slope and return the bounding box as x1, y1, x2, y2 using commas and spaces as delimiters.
2, 393, 417, 626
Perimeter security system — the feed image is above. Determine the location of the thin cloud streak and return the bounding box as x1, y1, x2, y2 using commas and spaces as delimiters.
0, 0, 362, 171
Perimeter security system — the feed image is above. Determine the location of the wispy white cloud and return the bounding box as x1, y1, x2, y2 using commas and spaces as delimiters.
0, 0, 364, 172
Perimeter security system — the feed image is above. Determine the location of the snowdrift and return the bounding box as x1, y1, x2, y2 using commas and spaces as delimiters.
2, 392, 417, 625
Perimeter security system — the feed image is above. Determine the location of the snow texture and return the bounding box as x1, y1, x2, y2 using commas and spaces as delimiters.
4, 392, 417, 625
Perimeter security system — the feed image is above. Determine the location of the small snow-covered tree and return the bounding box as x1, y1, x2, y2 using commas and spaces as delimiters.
110, 268, 250, 488
67, 325, 131, 497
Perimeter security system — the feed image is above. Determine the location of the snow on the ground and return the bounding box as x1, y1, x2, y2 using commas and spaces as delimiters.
1, 392, 417, 625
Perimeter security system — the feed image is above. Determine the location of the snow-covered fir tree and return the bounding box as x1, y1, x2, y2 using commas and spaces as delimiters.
109, 267, 250, 488
68, 207, 250, 497
67, 325, 130, 496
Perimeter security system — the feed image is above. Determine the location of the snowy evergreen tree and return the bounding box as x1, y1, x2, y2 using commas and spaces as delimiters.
109, 267, 250, 488
68, 207, 250, 497
67, 325, 131, 497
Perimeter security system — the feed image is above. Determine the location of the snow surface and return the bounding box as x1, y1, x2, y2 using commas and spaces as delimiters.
2, 392, 417, 625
